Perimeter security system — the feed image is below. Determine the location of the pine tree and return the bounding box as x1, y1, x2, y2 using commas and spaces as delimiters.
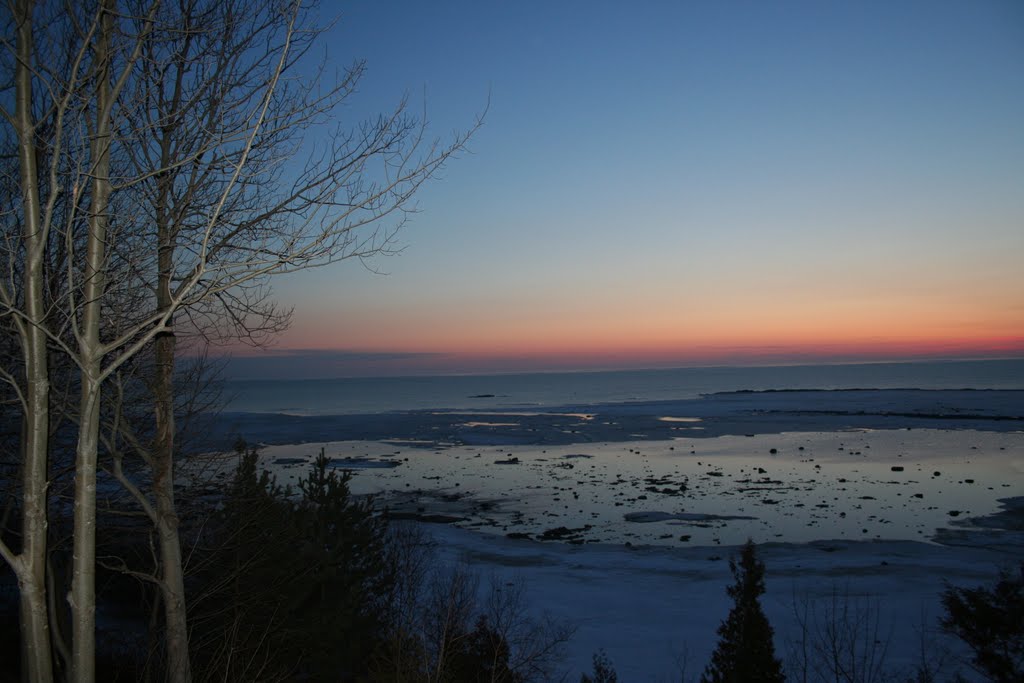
581, 649, 619, 683
700, 540, 785, 683
941, 562, 1024, 682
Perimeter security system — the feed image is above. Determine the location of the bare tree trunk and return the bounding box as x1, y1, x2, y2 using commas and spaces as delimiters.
154, 321, 191, 683
150, 41, 192, 674
11, 0, 55, 679
70, 3, 113, 680
70, 380, 100, 683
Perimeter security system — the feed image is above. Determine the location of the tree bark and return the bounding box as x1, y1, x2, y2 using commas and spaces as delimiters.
12, 0, 55, 679
70, 3, 114, 680
154, 321, 191, 683
150, 38, 193, 675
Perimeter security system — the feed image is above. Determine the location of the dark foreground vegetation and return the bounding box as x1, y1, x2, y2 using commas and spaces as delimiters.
3, 442, 573, 682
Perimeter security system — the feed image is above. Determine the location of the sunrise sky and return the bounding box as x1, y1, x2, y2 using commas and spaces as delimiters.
233, 0, 1024, 378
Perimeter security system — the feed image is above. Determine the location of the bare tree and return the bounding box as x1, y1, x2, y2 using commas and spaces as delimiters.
0, 2, 57, 680
372, 563, 573, 682
787, 586, 893, 683
0, 1, 480, 680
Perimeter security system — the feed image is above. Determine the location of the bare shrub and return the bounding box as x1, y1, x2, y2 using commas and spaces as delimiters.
787, 586, 893, 683
372, 557, 574, 682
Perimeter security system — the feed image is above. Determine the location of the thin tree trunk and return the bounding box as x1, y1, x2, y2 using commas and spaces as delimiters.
152, 47, 192, 676
70, 381, 101, 683
154, 329, 191, 683
70, 3, 113, 680
12, 0, 55, 679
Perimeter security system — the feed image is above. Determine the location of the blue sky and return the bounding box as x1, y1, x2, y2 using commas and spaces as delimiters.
240, 0, 1024, 378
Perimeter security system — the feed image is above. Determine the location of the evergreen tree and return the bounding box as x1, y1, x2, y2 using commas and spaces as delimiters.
448, 615, 519, 683
941, 562, 1024, 683
581, 649, 619, 683
700, 540, 785, 683
190, 446, 394, 681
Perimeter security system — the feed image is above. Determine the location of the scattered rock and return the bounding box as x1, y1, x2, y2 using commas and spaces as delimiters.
625, 511, 757, 523
539, 525, 592, 541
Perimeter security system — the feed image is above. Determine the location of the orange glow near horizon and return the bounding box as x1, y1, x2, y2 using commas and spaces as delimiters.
262, 219, 1023, 375
264, 297, 1024, 368
242, 326, 1024, 373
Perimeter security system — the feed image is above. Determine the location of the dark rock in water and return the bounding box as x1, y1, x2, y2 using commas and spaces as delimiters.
933, 471, 941, 477
891, 466, 904, 472
272, 457, 306, 465
505, 532, 532, 540
539, 525, 592, 541
625, 511, 756, 523
493, 457, 520, 465
948, 510, 961, 517
469, 394, 496, 398
964, 479, 975, 484
769, 448, 778, 454
679, 535, 691, 542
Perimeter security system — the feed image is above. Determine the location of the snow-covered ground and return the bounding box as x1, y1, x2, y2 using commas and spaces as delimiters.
420, 520, 1018, 681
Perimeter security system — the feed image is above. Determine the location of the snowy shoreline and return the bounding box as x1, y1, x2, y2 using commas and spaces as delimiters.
417, 517, 1020, 681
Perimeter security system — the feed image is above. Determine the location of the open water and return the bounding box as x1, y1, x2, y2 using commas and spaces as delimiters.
223, 358, 1024, 416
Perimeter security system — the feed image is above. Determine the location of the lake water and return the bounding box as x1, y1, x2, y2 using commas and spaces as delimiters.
220, 359, 1024, 545
259, 428, 1024, 546
224, 358, 1024, 415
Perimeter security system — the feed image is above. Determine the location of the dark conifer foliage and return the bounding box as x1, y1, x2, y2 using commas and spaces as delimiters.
941, 562, 1024, 683
448, 615, 519, 683
700, 540, 785, 683
190, 445, 393, 681
580, 649, 619, 683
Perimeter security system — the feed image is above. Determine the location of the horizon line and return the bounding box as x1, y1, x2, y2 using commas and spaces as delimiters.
216, 353, 1024, 383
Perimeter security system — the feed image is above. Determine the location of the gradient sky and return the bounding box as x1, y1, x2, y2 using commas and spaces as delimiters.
233, 0, 1024, 378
